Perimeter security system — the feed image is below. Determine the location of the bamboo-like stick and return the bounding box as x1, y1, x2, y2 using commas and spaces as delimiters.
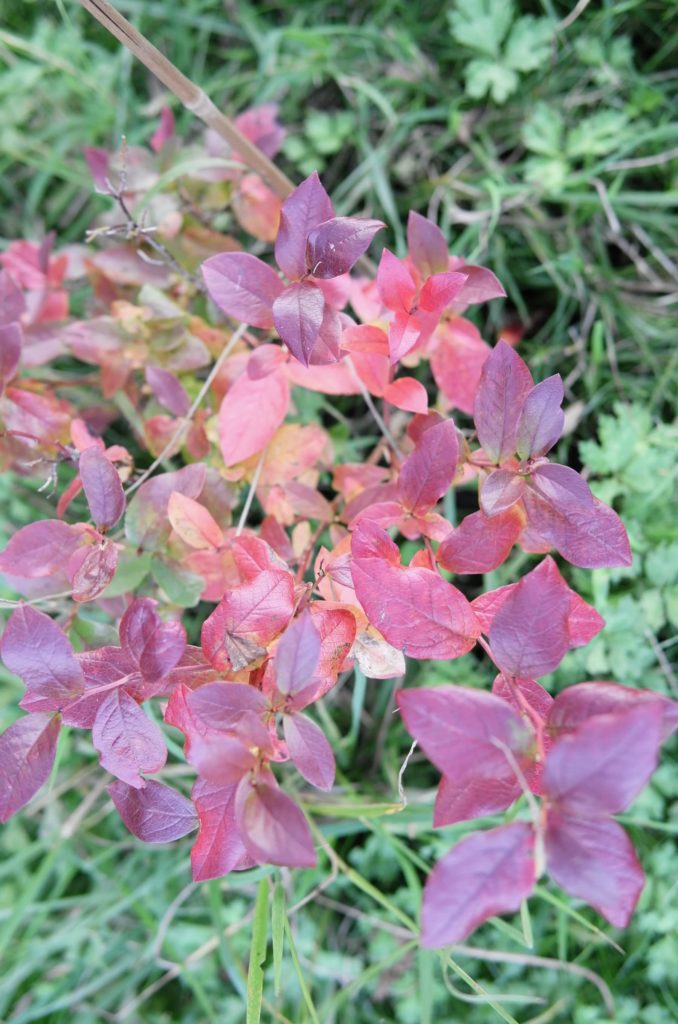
78, 0, 296, 199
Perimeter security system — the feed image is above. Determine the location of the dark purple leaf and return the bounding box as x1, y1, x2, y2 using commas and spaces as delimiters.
1, 605, 84, 709
188, 682, 268, 731
79, 447, 125, 530
398, 418, 458, 515
306, 217, 384, 279
108, 779, 197, 843
274, 171, 334, 280
0, 713, 61, 821
515, 375, 564, 458
522, 490, 632, 569
433, 773, 520, 827
145, 365, 190, 416
548, 681, 678, 743
119, 598, 186, 682
283, 713, 335, 791
92, 689, 167, 788
201, 252, 283, 328
473, 342, 534, 464
272, 281, 325, 366
0, 520, 82, 579
235, 772, 316, 867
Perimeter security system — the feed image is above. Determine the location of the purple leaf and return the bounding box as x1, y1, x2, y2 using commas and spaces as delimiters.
92, 689, 167, 788
421, 823, 535, 947
473, 342, 534, 464
275, 611, 322, 697
522, 491, 632, 569
201, 252, 283, 328
406, 211, 449, 277
0, 712, 61, 822
119, 598, 186, 682
548, 681, 678, 743
437, 507, 524, 574
191, 779, 253, 881
283, 713, 335, 791
275, 171, 334, 280
0, 270, 26, 325
0, 520, 82, 579
398, 418, 459, 515
433, 773, 520, 827
542, 704, 663, 815
545, 811, 644, 928
306, 217, 384, 279
79, 447, 125, 530
145, 365, 190, 416
185, 729, 257, 786
188, 682, 268, 730
235, 772, 317, 867
1, 605, 84, 709
272, 281, 325, 366
84, 146, 113, 193
530, 463, 594, 511
125, 463, 206, 551
108, 779, 197, 843
0, 322, 22, 388
480, 469, 526, 517
515, 375, 564, 459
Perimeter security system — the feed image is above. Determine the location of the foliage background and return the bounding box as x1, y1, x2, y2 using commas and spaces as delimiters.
0, 1, 676, 1021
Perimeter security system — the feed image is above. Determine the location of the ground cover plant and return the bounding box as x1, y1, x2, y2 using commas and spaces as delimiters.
1, 2, 677, 1022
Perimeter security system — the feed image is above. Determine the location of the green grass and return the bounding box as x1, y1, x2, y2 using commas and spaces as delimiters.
1, 0, 677, 1021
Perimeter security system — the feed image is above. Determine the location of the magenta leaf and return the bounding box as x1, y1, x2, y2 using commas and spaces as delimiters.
543, 704, 663, 815
0, 520, 82, 579
191, 779, 253, 881
1, 605, 84, 710
201, 252, 283, 328
79, 447, 125, 530
235, 773, 316, 868
275, 610, 322, 697
0, 712, 61, 822
283, 713, 335, 791
421, 823, 535, 947
545, 811, 644, 928
548, 681, 678, 743
398, 685, 533, 784
480, 469, 526, 517
398, 418, 458, 515
515, 375, 564, 459
376, 249, 417, 312
272, 282, 325, 366
275, 171, 334, 280
406, 211, 449, 277
145, 365, 190, 416
108, 779, 197, 843
219, 364, 289, 466
306, 217, 384, 279
418, 271, 468, 314
351, 520, 481, 660
473, 342, 534, 464
92, 689, 167, 788
437, 507, 524, 575
0, 322, 22, 389
119, 598, 186, 682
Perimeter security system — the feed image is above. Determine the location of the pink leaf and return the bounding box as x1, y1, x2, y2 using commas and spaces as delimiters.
455, 266, 506, 307
150, 106, 175, 153
235, 773, 316, 867
201, 252, 283, 328
0, 270, 27, 325
545, 811, 644, 928
218, 366, 289, 466
275, 611, 322, 697
376, 249, 417, 312
542, 704, 663, 815
473, 342, 534, 464
383, 377, 428, 414
191, 779, 253, 880
480, 469, 526, 517
407, 211, 449, 277
1, 605, 84, 709
0, 322, 22, 388
306, 217, 384, 279
70, 539, 118, 602
421, 823, 535, 947
548, 681, 678, 743
168, 492, 223, 549
201, 570, 295, 672
351, 521, 481, 660
272, 281, 325, 366
120, 598, 186, 682
79, 447, 125, 530
437, 507, 524, 574
283, 713, 335, 791
387, 310, 424, 365
0, 713, 61, 821
515, 375, 564, 458
275, 171, 334, 280
145, 365, 190, 416
0, 520, 82, 579
108, 779, 196, 842
398, 418, 458, 515
92, 689, 167, 788
430, 317, 490, 416
418, 271, 468, 315
186, 729, 257, 786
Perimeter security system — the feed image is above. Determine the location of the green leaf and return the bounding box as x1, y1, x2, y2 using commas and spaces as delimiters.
567, 110, 630, 159
246, 879, 269, 1024
522, 103, 564, 157
523, 156, 569, 192
448, 0, 514, 58
464, 59, 519, 103
271, 880, 285, 998
151, 556, 203, 607
504, 16, 555, 73
284, 915, 320, 1024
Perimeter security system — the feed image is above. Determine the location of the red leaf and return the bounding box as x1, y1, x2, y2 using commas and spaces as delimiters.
272, 282, 325, 367
275, 171, 334, 280
0, 321, 22, 389
543, 704, 663, 815
548, 681, 678, 743
0, 712, 61, 822
283, 712, 335, 791
407, 211, 448, 277
473, 342, 534, 464
306, 217, 384, 279
218, 366, 289, 466
145, 365, 190, 416
522, 491, 632, 569
421, 823, 535, 947
78, 447, 125, 530
201, 252, 283, 328
398, 418, 458, 515
515, 375, 564, 459
492, 674, 553, 723
545, 811, 644, 928
235, 773, 316, 867
275, 610, 321, 697
92, 689, 167, 788
351, 521, 481, 660
382, 377, 428, 414
376, 249, 417, 312
168, 492, 223, 549
201, 569, 295, 672
398, 685, 533, 784
108, 779, 197, 843
1, 605, 84, 710
437, 507, 524, 575
191, 779, 253, 881
434, 773, 520, 828
120, 598, 186, 682
0, 520, 82, 579
480, 469, 526, 517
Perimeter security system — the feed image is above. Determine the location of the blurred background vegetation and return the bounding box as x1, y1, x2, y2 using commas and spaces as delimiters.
0, 1, 677, 1022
